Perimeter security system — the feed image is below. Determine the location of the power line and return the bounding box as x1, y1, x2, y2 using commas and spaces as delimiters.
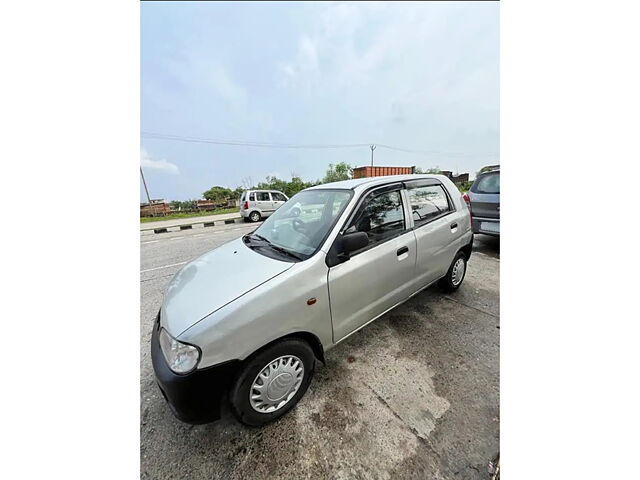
141, 131, 369, 149
141, 131, 497, 158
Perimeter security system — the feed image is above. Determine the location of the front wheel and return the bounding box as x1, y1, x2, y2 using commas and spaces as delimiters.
439, 251, 467, 292
229, 338, 315, 426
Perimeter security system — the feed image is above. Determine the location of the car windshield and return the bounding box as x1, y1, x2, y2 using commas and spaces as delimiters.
247, 189, 354, 260
471, 172, 500, 194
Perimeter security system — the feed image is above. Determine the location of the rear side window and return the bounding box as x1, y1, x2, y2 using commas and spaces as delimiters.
256, 192, 270, 201
345, 189, 406, 251
408, 184, 452, 227
471, 172, 500, 194
271, 192, 287, 201
249, 192, 255, 201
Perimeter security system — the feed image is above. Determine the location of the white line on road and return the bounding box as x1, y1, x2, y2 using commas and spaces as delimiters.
140, 261, 187, 274
141, 240, 159, 244
193, 233, 205, 237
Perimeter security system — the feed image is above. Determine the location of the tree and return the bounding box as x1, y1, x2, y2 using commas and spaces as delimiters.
202, 186, 233, 203
231, 186, 244, 200
425, 166, 442, 174
255, 175, 314, 197
322, 162, 352, 183
413, 166, 425, 174
457, 180, 473, 193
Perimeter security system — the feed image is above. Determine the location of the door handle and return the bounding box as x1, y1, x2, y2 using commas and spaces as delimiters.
450, 223, 458, 230
396, 246, 409, 256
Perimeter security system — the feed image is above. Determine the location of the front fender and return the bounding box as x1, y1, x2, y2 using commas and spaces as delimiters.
179, 254, 332, 369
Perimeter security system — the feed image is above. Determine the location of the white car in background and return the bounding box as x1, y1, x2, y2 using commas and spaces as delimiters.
240, 189, 289, 222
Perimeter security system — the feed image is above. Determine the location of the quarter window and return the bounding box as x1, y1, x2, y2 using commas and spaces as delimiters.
249, 192, 255, 201
256, 192, 270, 201
345, 189, 406, 250
408, 184, 452, 226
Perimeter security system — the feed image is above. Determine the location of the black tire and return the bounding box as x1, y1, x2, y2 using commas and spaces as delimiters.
249, 211, 261, 222
229, 338, 315, 427
439, 251, 468, 293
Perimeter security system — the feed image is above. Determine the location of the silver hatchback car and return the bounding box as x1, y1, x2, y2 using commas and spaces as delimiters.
152, 175, 473, 426
240, 189, 289, 222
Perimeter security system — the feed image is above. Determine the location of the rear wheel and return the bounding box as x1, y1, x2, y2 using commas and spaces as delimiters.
439, 251, 467, 292
229, 338, 315, 426
249, 211, 261, 222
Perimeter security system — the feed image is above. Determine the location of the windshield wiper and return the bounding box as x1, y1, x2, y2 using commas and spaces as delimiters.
251, 233, 270, 243
245, 233, 303, 261
267, 244, 304, 261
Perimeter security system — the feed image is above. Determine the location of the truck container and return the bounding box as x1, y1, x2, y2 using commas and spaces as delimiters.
352, 165, 414, 179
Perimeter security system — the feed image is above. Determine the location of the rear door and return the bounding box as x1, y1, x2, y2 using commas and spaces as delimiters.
328, 184, 417, 342
406, 179, 460, 288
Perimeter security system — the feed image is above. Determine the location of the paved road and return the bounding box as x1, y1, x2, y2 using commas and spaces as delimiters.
141, 226, 499, 480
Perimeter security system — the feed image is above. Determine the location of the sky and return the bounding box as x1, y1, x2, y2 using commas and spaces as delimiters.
141, 1, 499, 202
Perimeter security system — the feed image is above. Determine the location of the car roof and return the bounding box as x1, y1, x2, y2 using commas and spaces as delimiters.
307, 174, 450, 193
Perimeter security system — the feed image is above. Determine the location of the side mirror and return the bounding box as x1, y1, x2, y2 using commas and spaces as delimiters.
342, 231, 369, 254
325, 231, 369, 267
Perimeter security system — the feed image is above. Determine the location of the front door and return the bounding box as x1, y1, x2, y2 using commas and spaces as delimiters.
270, 191, 288, 212
328, 186, 417, 342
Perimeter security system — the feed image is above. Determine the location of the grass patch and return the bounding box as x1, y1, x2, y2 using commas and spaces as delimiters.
140, 208, 238, 223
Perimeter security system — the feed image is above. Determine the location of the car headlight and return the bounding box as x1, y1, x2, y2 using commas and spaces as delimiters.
159, 328, 201, 374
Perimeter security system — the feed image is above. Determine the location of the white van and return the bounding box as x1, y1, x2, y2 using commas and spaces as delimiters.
239, 190, 289, 222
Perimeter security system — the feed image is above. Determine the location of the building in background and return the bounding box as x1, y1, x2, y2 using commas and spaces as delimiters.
441, 171, 470, 185
140, 199, 170, 217
352, 165, 415, 178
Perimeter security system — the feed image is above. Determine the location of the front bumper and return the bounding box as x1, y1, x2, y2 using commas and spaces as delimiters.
471, 216, 500, 237
151, 314, 240, 424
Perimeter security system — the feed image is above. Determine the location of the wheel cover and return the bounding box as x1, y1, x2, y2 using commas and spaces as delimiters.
251, 212, 260, 221
451, 257, 466, 286
249, 355, 304, 413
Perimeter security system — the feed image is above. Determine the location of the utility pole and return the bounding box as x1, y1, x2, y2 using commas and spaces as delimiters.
140, 166, 154, 217
370, 144, 376, 166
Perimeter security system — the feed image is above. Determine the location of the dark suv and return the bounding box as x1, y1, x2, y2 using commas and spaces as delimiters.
465, 167, 500, 236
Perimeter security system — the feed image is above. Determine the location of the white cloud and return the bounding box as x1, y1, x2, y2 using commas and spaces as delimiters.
140, 148, 179, 175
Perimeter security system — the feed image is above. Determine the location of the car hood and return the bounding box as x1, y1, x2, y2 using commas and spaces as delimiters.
161, 237, 293, 337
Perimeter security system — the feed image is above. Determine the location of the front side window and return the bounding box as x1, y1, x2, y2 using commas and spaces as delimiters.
256, 192, 270, 201
271, 192, 287, 201
247, 189, 353, 260
408, 184, 452, 227
345, 189, 405, 250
